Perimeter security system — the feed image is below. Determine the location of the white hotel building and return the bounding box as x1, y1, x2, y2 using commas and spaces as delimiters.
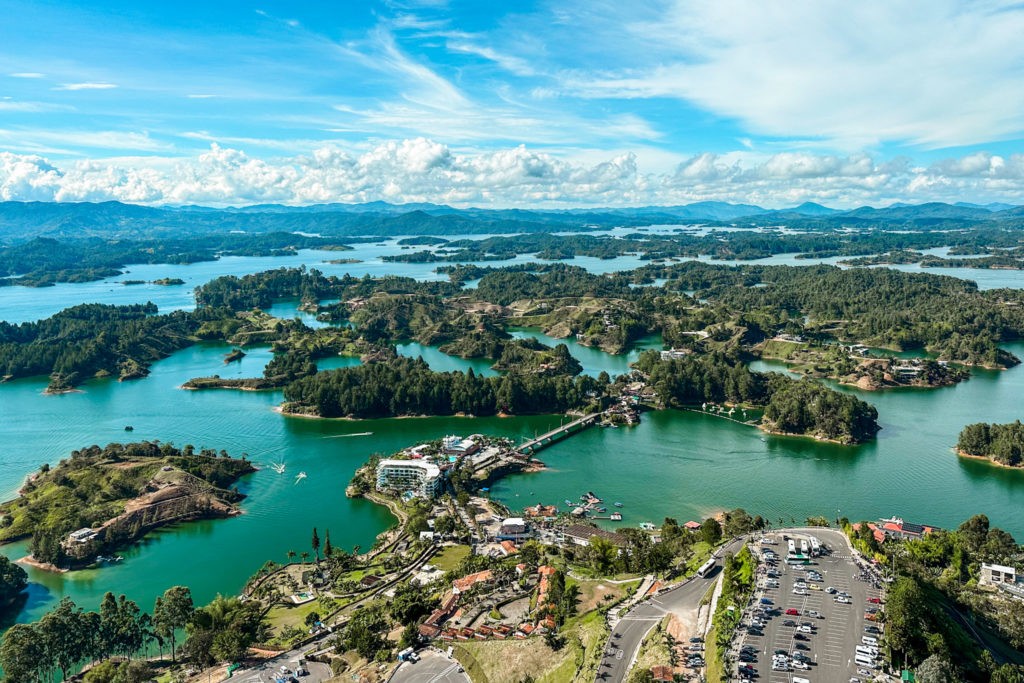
375, 459, 442, 498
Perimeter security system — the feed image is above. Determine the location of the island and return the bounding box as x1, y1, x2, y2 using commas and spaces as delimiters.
757, 337, 969, 390
957, 421, 1024, 467
0, 442, 255, 569
151, 277, 185, 285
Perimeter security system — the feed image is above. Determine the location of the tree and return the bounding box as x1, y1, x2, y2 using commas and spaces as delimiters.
324, 529, 333, 558
916, 654, 958, 683
886, 577, 929, 664
0, 623, 45, 683
0, 555, 28, 610
153, 586, 194, 662
700, 518, 722, 545
587, 536, 618, 574
312, 527, 321, 564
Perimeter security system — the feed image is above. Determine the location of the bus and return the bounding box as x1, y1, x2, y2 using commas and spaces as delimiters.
788, 539, 796, 555
800, 539, 809, 555
697, 558, 716, 578
809, 537, 821, 556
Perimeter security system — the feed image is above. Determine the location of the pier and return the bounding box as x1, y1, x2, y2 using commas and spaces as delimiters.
515, 413, 600, 455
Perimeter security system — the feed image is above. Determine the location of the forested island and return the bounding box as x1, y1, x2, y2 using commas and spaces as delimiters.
957, 421, 1024, 467
2, 261, 1021, 443
4, 198, 1024, 287
0, 442, 254, 569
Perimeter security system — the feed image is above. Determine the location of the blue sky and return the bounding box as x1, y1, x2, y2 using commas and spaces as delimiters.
1, 0, 1024, 207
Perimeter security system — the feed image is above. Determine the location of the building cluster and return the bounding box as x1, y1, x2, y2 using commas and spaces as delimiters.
418, 562, 560, 643
980, 562, 1024, 600
854, 516, 942, 544
374, 435, 513, 499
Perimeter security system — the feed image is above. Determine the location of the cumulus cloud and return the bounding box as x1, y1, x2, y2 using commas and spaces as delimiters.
1, 140, 1024, 208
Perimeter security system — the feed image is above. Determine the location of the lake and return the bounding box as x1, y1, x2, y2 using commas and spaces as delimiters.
2, 244, 1024, 625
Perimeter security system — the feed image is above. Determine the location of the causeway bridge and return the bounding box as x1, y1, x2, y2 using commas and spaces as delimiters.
515, 413, 599, 455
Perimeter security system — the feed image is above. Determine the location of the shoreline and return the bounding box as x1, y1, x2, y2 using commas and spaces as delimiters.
956, 449, 1023, 470
16, 555, 69, 574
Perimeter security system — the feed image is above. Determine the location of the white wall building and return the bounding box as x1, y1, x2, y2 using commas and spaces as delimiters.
375, 459, 442, 498
980, 562, 1018, 587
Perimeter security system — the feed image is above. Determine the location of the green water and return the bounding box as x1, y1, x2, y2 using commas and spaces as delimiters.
0, 341, 562, 623
3, 249, 1024, 626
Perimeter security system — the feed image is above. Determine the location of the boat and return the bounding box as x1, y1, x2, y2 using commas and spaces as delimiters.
614, 502, 623, 507
639, 522, 656, 531
294, 471, 307, 484
123, 425, 133, 432
564, 499, 574, 506
610, 512, 623, 521
271, 462, 286, 474
595, 507, 607, 513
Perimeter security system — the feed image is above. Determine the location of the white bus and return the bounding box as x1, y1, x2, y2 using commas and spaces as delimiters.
697, 558, 716, 578
788, 539, 796, 555
810, 537, 821, 555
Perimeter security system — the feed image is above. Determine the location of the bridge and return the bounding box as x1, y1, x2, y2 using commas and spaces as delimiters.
515, 413, 600, 455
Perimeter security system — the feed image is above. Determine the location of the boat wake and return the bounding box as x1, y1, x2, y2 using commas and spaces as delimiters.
294, 471, 307, 484
324, 432, 373, 438
270, 462, 286, 474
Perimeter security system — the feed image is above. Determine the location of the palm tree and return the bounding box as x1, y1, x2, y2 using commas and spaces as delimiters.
301, 551, 310, 564
287, 550, 296, 564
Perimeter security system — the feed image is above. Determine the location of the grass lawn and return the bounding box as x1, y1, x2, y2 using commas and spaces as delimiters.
266, 598, 328, 631
570, 577, 641, 615
704, 623, 724, 683
457, 609, 608, 683
433, 544, 472, 571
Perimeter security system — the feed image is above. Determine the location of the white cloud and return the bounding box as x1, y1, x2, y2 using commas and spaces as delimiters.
558, 0, 1024, 149
8, 72, 45, 78
54, 82, 118, 91
2, 141, 1024, 208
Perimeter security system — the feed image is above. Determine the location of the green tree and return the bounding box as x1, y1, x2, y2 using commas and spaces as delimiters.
153, 586, 194, 662
0, 623, 45, 683
0, 555, 28, 610
312, 527, 321, 564
700, 518, 722, 545
916, 654, 958, 683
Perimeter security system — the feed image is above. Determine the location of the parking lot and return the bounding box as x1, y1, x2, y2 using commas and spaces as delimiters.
733, 529, 887, 683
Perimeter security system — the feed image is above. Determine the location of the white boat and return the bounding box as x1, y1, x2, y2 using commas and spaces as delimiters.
294, 471, 307, 484
271, 462, 286, 474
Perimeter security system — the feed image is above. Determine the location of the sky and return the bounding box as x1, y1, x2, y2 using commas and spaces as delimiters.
1, 0, 1024, 208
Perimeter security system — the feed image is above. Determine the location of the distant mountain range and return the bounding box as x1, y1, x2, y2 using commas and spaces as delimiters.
0, 199, 1021, 241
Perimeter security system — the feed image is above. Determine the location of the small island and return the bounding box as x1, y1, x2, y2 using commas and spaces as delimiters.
758, 338, 970, 390
957, 421, 1024, 467
224, 347, 246, 363
0, 442, 255, 570
152, 277, 185, 286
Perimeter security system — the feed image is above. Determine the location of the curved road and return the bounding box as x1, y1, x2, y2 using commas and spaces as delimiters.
596, 538, 745, 683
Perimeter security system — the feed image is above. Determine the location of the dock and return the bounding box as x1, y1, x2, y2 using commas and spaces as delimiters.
515, 413, 599, 455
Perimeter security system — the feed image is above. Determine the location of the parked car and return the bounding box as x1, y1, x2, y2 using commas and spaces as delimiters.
786, 608, 800, 615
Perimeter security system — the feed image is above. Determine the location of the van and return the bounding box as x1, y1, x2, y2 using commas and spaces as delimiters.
856, 655, 877, 668
856, 646, 879, 656
862, 636, 878, 646
793, 677, 811, 683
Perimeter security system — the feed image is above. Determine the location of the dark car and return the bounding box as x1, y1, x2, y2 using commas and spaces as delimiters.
783, 619, 797, 627
793, 633, 809, 641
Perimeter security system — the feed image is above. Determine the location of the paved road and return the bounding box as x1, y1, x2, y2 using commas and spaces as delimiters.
596, 538, 745, 683
231, 643, 334, 683
390, 649, 472, 683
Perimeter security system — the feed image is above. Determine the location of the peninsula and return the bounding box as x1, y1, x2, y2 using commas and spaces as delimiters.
0, 442, 255, 570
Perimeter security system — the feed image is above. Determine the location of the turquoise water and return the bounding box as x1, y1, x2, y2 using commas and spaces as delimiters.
1, 246, 1024, 626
